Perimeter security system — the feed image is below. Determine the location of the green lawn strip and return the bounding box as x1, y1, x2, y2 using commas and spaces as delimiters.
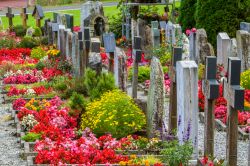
0, 3, 180, 29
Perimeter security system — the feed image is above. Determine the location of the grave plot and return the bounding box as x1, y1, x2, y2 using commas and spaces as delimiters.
0, 0, 249, 166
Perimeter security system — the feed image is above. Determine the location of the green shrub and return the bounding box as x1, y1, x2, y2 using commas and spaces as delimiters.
69, 92, 86, 113
108, 9, 123, 39
31, 47, 47, 60
84, 68, 116, 100
21, 132, 41, 142
241, 69, 250, 90
81, 89, 146, 138
33, 27, 42, 37
195, 0, 240, 46
19, 36, 39, 49
198, 64, 205, 80
179, 0, 197, 31
0, 38, 16, 49
57, 59, 72, 73
35, 61, 45, 70
40, 37, 49, 45
13, 25, 27, 37
161, 140, 193, 166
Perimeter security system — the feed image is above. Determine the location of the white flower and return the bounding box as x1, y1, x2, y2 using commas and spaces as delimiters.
26, 89, 36, 95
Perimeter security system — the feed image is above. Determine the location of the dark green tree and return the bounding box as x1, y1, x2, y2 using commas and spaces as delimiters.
179, 0, 197, 31
195, 0, 240, 46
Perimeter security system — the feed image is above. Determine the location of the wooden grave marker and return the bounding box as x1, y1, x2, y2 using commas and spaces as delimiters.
223, 57, 245, 166
20, 8, 28, 28
6, 7, 14, 31
32, 5, 44, 27
202, 56, 219, 156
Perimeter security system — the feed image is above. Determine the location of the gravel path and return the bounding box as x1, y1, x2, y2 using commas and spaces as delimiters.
127, 86, 249, 166
0, 94, 26, 166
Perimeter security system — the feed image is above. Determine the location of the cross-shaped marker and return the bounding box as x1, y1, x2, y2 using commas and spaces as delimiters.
20, 8, 28, 28
202, 56, 219, 156
6, 7, 14, 31
223, 57, 244, 166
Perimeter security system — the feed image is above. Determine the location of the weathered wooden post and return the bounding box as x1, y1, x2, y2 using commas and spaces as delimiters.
32, 5, 44, 27
84, 28, 91, 67
20, 8, 28, 28
103, 32, 116, 73
78, 31, 86, 76
169, 47, 182, 131
223, 57, 244, 166
52, 23, 59, 46
132, 36, 142, 99
202, 56, 219, 156
6, 7, 14, 31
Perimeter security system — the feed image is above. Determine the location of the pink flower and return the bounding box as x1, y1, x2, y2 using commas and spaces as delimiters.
186, 29, 191, 36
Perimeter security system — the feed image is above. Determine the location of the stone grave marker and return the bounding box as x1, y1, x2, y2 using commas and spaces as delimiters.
151, 21, 160, 47
132, 36, 142, 99
32, 5, 44, 27
223, 57, 244, 166
217, 33, 230, 65
131, 19, 138, 48
202, 56, 219, 156
20, 8, 28, 28
89, 38, 102, 75
236, 30, 250, 71
166, 21, 173, 44
114, 47, 127, 92
71, 33, 80, 77
6, 7, 14, 31
103, 32, 116, 73
151, 21, 159, 29
230, 38, 237, 58
90, 38, 101, 53
26, 27, 34, 37
160, 21, 166, 30
169, 47, 182, 131
147, 56, 165, 138
52, 23, 59, 46
58, 25, 66, 53
176, 60, 198, 159
84, 28, 91, 67
78, 38, 85, 76
189, 32, 196, 61
240, 22, 250, 33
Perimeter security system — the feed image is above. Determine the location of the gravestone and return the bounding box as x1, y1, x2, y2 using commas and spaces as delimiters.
194, 29, 210, 64
151, 21, 160, 47
20, 8, 28, 28
114, 47, 127, 92
89, 37, 102, 74
90, 38, 101, 53
26, 27, 35, 37
65, 14, 74, 30
230, 38, 237, 58
137, 18, 146, 50
217, 33, 231, 65
57, 14, 67, 26
66, 31, 73, 61
189, 32, 196, 61
176, 60, 198, 159
47, 22, 53, 45
236, 30, 250, 71
147, 56, 165, 138
58, 25, 66, 52
202, 56, 219, 156
240, 22, 250, 33
166, 21, 173, 44
103, 33, 116, 73
159, 21, 166, 30
59, 26, 66, 58
52, 23, 59, 46
84, 28, 91, 67
32, 5, 44, 27
6, 7, 14, 31
223, 57, 244, 166
169, 47, 182, 131
131, 19, 138, 48
71, 33, 78, 76
172, 24, 182, 46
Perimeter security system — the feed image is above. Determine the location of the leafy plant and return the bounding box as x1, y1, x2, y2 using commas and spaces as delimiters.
81, 89, 146, 138
31, 47, 47, 60
35, 61, 46, 70
0, 37, 16, 49
198, 63, 205, 80
21, 132, 41, 142
179, 0, 197, 31
241, 69, 250, 90
84, 68, 116, 100
13, 25, 27, 37
19, 36, 39, 49
160, 140, 193, 166
33, 27, 42, 37
69, 92, 86, 113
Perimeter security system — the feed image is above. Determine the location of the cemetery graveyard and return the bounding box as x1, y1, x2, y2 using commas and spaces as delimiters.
0, 0, 250, 166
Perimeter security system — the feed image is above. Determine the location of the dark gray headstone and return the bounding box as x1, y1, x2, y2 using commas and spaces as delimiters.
133, 49, 142, 63
205, 56, 217, 80
78, 32, 83, 40
228, 57, 241, 86
134, 36, 141, 50
84, 28, 90, 40
91, 38, 101, 53
173, 47, 182, 67
65, 14, 74, 30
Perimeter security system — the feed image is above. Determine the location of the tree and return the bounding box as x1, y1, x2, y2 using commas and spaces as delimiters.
195, 0, 240, 46
179, 0, 197, 31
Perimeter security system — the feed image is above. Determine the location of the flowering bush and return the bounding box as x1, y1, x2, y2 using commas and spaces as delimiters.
47, 49, 60, 59
241, 69, 250, 89
13, 98, 26, 110
21, 114, 38, 131
200, 156, 225, 166
30, 47, 47, 60
0, 48, 32, 64
81, 90, 146, 138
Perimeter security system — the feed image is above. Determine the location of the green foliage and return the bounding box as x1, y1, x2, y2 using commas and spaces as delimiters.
69, 92, 86, 113
128, 66, 169, 83
0, 37, 16, 49
84, 68, 116, 100
198, 64, 205, 80
108, 8, 123, 39
21, 132, 41, 142
160, 140, 193, 165
57, 59, 72, 73
179, 0, 197, 31
19, 36, 39, 49
31, 47, 47, 60
33, 27, 42, 37
13, 25, 27, 37
195, 0, 240, 46
81, 89, 146, 138
40, 37, 49, 45
241, 69, 250, 90
35, 61, 46, 70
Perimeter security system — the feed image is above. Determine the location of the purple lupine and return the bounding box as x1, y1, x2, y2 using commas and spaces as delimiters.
183, 120, 191, 142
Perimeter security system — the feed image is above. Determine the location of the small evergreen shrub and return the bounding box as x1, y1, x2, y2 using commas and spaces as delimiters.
19, 36, 39, 49
30, 47, 47, 60
13, 25, 27, 37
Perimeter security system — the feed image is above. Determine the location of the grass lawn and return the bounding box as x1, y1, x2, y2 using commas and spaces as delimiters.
0, 2, 180, 29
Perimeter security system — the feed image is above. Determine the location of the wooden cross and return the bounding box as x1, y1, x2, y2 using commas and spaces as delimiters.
202, 56, 219, 156
6, 7, 14, 31
132, 36, 142, 99
20, 8, 28, 28
223, 57, 244, 166
168, 47, 182, 131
